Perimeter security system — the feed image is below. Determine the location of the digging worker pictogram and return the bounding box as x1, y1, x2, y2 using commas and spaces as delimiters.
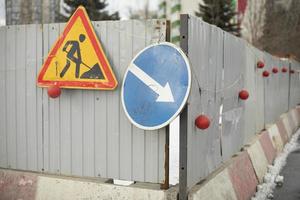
60, 33, 104, 80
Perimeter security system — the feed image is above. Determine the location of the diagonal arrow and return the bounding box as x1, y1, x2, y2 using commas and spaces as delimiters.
128, 63, 174, 103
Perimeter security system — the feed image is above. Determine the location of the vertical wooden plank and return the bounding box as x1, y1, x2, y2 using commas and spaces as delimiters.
42, 24, 50, 172
243, 44, 257, 143
26, 24, 39, 171
185, 17, 223, 189
82, 19, 96, 176
106, 21, 120, 179
16, 25, 27, 170
48, 24, 61, 174
144, 20, 159, 182
0, 27, 7, 168
70, 92, 83, 176
131, 20, 146, 182
36, 24, 44, 171
93, 21, 108, 178
57, 23, 72, 175
58, 21, 72, 174
82, 88, 95, 177
158, 127, 166, 182
6, 25, 17, 169
222, 32, 245, 160
255, 49, 265, 132
59, 88, 72, 175
119, 20, 133, 180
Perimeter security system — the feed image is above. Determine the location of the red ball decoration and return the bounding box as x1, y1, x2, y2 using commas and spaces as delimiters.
195, 115, 210, 130
47, 85, 61, 98
239, 90, 249, 100
272, 67, 278, 74
282, 67, 287, 73
262, 70, 270, 77
290, 69, 295, 74
257, 61, 265, 68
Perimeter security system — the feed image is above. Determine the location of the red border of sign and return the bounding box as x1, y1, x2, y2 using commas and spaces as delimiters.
37, 6, 118, 90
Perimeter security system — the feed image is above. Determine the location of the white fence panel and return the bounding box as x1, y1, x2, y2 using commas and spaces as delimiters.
185, 16, 223, 189
222, 32, 246, 160
0, 20, 168, 184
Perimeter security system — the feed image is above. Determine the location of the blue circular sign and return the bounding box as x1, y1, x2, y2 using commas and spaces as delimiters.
121, 42, 191, 130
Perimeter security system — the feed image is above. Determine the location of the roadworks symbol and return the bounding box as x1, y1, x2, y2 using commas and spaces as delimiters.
37, 6, 118, 90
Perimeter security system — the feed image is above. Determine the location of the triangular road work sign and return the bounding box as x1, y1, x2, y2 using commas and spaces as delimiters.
37, 6, 118, 90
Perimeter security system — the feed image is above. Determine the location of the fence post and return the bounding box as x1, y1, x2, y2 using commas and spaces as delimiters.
179, 14, 189, 200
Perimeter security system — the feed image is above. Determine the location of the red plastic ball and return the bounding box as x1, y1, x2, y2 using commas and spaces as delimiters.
262, 70, 270, 77
47, 85, 61, 98
272, 67, 278, 74
195, 115, 210, 130
257, 61, 265, 68
282, 67, 287, 73
290, 69, 295, 74
239, 90, 249, 100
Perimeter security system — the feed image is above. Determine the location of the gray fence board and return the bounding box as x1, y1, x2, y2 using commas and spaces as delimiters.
186, 16, 223, 189
254, 49, 266, 132
289, 60, 300, 108
222, 32, 245, 160
106, 21, 120, 179
6, 25, 17, 169
244, 44, 257, 142
0, 27, 7, 168
0, 19, 167, 184
181, 15, 300, 192
16, 25, 27, 170
119, 20, 134, 181
93, 21, 109, 178
27, 24, 43, 171
263, 53, 273, 124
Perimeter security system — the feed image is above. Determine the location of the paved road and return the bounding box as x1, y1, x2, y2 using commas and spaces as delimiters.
274, 135, 300, 200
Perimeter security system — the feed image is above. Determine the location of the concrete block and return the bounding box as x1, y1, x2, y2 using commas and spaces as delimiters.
0, 169, 176, 200
259, 131, 276, 164
276, 119, 289, 144
247, 139, 269, 183
291, 109, 299, 128
0, 169, 37, 200
35, 176, 169, 200
227, 152, 258, 200
267, 124, 284, 152
189, 169, 237, 200
287, 112, 296, 133
282, 115, 293, 138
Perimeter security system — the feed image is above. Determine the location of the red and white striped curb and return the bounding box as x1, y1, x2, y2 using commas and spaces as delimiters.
190, 108, 299, 200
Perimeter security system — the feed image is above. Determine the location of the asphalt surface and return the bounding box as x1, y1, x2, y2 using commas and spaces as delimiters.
273, 135, 300, 200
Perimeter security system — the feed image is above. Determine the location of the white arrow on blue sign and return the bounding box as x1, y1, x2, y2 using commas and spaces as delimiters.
121, 42, 191, 130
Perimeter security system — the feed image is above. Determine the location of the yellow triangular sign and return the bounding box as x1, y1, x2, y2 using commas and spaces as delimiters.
37, 6, 118, 90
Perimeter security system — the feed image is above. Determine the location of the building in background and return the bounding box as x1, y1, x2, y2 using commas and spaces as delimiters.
5, 0, 60, 25
241, 0, 300, 60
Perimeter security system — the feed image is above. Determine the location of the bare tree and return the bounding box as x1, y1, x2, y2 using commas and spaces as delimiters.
258, 0, 300, 58
129, 0, 157, 20
241, 0, 266, 47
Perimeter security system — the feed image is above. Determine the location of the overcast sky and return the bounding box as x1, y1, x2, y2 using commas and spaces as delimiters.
106, 0, 159, 19
0, 0, 160, 25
